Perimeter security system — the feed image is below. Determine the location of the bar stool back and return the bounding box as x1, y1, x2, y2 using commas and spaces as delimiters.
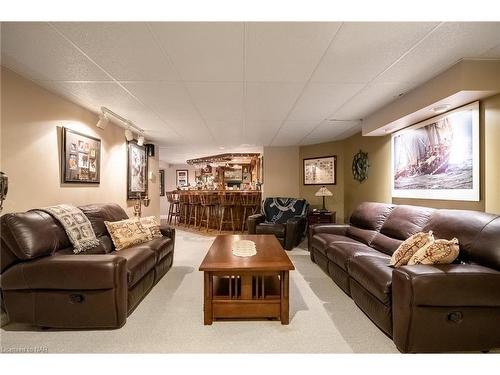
240, 192, 261, 232
217, 192, 239, 233
188, 192, 201, 228
199, 192, 218, 231
166, 191, 180, 225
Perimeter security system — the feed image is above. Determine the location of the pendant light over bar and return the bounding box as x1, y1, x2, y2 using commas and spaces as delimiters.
98, 106, 146, 143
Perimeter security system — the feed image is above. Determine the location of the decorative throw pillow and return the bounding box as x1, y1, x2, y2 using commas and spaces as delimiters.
104, 218, 150, 251
389, 231, 434, 267
139, 216, 163, 239
408, 238, 460, 265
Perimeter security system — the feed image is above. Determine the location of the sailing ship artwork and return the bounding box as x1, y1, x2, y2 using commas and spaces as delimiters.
391, 102, 479, 201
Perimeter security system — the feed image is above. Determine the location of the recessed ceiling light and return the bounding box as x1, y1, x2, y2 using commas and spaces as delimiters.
432, 104, 452, 114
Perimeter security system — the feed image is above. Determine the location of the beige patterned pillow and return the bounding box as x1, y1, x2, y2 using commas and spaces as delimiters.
139, 216, 163, 239
408, 238, 460, 265
389, 231, 434, 267
105, 218, 150, 251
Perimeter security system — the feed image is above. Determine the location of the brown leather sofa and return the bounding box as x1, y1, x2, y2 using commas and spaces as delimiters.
309, 202, 500, 353
0, 203, 175, 329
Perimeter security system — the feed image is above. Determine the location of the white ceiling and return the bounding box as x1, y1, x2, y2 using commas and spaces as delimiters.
2, 22, 500, 163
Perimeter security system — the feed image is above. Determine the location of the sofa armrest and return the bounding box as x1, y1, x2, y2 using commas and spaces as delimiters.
284, 216, 306, 250
160, 224, 175, 247
392, 264, 500, 353
1, 254, 127, 290
308, 224, 350, 251
247, 214, 265, 234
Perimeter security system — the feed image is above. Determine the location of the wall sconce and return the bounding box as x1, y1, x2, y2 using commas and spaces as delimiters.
133, 192, 150, 218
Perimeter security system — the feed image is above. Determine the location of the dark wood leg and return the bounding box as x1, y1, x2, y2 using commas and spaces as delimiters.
280, 271, 290, 325
230, 207, 235, 232
241, 206, 247, 232
204, 272, 213, 325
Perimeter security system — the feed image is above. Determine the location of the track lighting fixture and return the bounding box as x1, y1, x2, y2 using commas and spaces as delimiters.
137, 135, 145, 146
124, 128, 134, 142
96, 113, 109, 129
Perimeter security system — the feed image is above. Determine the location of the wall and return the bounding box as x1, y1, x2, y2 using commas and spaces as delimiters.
263, 146, 300, 199
299, 140, 345, 222
158, 161, 196, 218
0, 67, 160, 217
484, 94, 500, 214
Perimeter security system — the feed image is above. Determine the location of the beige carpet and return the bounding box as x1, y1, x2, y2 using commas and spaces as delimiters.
0, 229, 398, 353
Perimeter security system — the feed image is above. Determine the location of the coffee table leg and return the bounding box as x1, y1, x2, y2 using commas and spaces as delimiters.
280, 271, 290, 325
204, 272, 213, 325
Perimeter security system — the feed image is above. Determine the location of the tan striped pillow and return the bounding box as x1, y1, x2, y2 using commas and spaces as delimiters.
389, 231, 434, 267
139, 216, 162, 239
408, 238, 460, 265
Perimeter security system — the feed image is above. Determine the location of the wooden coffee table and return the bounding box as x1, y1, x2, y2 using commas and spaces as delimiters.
199, 234, 295, 325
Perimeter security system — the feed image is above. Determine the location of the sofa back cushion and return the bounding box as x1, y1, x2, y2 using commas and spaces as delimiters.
0, 210, 72, 270
346, 202, 394, 245
79, 203, 129, 253
422, 210, 500, 270
371, 205, 434, 255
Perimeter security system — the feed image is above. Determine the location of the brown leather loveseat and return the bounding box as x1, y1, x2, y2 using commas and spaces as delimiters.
0, 203, 175, 329
309, 202, 500, 353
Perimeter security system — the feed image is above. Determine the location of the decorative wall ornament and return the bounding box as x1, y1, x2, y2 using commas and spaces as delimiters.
61, 127, 101, 183
127, 141, 148, 199
391, 101, 480, 201
303, 156, 337, 185
352, 150, 369, 183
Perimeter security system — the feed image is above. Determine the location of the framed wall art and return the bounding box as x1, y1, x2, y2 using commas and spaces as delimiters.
127, 141, 148, 199
176, 169, 189, 188
391, 101, 480, 201
159, 169, 165, 196
61, 127, 101, 183
303, 156, 337, 185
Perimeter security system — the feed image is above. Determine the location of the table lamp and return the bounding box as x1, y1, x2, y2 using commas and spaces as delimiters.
315, 186, 332, 212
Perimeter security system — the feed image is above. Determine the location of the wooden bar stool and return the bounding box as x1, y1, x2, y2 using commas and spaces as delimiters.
188, 192, 201, 228
199, 192, 218, 231
178, 191, 190, 226
218, 192, 238, 233
241, 192, 261, 232
166, 191, 180, 225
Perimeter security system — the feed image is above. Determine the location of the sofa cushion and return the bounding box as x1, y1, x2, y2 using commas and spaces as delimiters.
325, 242, 387, 271
114, 246, 156, 287
346, 202, 394, 245
310, 233, 360, 256
132, 237, 173, 263
79, 203, 129, 238
380, 205, 434, 240
348, 255, 392, 305
256, 222, 285, 238
370, 234, 403, 256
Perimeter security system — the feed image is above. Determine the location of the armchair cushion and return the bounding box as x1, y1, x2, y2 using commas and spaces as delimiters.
255, 222, 285, 237
247, 213, 265, 234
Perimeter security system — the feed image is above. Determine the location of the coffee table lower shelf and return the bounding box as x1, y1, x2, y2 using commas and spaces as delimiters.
203, 271, 290, 325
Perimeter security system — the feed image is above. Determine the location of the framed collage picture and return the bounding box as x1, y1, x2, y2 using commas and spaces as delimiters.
303, 156, 337, 185
176, 169, 189, 187
61, 127, 101, 183
127, 141, 148, 199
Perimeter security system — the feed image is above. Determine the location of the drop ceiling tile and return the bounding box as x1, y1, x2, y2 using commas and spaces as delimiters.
244, 120, 283, 146
53, 22, 178, 81
1, 22, 109, 81
300, 120, 360, 145
245, 82, 303, 122
206, 120, 244, 146
150, 22, 244, 82
246, 22, 341, 82
311, 22, 438, 83
185, 82, 243, 121
378, 22, 500, 83
332, 81, 418, 120
271, 120, 319, 146
288, 83, 364, 122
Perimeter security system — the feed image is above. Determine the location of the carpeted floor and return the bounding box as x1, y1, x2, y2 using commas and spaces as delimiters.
0, 229, 399, 353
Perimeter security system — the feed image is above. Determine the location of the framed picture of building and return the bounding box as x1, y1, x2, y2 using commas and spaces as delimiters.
391, 101, 480, 201
61, 127, 101, 183
303, 156, 337, 185
127, 141, 148, 199
159, 169, 165, 196
176, 169, 189, 187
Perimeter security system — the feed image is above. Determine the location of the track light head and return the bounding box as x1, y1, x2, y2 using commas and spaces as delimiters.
96, 113, 109, 129
124, 128, 134, 142
137, 135, 145, 146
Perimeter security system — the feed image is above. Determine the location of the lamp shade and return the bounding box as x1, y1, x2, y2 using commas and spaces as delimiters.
315, 186, 333, 197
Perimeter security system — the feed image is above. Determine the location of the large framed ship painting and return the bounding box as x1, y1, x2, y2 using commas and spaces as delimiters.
391, 101, 480, 201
